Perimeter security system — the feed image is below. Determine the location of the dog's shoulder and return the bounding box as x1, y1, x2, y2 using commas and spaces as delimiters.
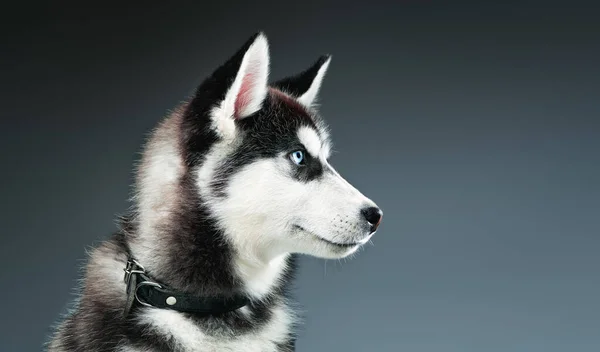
47, 233, 297, 352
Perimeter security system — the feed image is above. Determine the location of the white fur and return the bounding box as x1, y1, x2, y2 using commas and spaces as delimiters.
297, 126, 323, 158
297, 56, 331, 108
235, 252, 292, 299
118, 347, 153, 352
130, 112, 185, 271
87, 244, 129, 302
192, 136, 293, 300
210, 33, 270, 140
195, 147, 291, 299
199, 124, 377, 263
137, 302, 294, 352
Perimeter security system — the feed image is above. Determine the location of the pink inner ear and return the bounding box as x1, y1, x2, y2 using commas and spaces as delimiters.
234, 72, 255, 119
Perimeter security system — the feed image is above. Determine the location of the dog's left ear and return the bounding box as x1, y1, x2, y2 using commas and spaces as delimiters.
219, 32, 270, 120
193, 32, 270, 140
271, 55, 331, 108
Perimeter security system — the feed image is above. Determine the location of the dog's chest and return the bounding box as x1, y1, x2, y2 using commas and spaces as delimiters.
137, 305, 294, 352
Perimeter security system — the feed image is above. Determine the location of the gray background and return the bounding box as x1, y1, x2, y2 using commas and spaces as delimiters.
2, 1, 599, 351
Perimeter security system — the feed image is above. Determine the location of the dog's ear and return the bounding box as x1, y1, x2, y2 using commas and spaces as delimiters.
192, 32, 270, 139
218, 32, 270, 120
271, 55, 331, 108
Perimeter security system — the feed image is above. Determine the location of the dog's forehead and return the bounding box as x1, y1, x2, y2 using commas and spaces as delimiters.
270, 95, 330, 158
243, 87, 331, 158
297, 126, 323, 157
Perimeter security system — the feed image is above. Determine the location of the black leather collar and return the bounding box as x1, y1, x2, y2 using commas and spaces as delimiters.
122, 257, 250, 317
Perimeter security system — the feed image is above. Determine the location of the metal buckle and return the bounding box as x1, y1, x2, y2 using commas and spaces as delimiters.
134, 281, 163, 307
123, 258, 145, 286
123, 258, 163, 308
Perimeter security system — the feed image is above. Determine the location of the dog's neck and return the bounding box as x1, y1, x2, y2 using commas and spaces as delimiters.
125, 111, 295, 303
124, 196, 295, 303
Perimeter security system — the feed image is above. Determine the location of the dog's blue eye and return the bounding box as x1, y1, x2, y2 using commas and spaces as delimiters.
290, 150, 305, 165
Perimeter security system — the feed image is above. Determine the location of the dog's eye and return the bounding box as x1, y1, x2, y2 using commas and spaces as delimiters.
290, 150, 305, 165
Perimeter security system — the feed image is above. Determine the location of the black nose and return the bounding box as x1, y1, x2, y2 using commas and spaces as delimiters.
361, 206, 383, 232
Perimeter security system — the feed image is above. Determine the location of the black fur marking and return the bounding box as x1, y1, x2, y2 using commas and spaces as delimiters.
181, 32, 265, 168
290, 148, 324, 183
210, 91, 325, 198
155, 172, 239, 295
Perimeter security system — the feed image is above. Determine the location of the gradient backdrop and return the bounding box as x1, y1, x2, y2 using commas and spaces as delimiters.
2, 1, 599, 351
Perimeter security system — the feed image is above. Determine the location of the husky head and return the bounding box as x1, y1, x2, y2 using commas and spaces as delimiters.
134, 33, 382, 271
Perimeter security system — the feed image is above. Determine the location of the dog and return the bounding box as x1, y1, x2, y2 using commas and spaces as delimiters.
47, 32, 382, 352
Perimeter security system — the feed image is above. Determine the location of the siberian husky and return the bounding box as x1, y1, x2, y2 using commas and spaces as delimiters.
47, 32, 383, 352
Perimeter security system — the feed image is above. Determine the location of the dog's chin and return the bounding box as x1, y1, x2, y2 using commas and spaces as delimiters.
317, 242, 362, 259
290, 225, 372, 259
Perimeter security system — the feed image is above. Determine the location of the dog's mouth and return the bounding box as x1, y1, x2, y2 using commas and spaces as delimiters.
293, 225, 365, 248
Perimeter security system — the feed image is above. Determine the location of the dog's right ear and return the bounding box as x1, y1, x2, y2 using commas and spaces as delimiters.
271, 55, 331, 109
192, 32, 270, 139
